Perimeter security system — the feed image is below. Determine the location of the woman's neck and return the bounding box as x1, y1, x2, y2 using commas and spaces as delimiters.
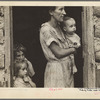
49, 18, 59, 28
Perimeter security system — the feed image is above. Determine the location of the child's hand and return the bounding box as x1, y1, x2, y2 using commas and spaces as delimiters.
69, 43, 78, 48
73, 42, 79, 49
23, 76, 29, 83
69, 44, 74, 48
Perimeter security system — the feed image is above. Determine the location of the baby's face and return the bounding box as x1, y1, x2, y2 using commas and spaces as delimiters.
15, 51, 25, 61
64, 18, 76, 34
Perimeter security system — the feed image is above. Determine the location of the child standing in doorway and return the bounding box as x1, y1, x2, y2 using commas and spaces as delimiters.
14, 43, 35, 79
13, 60, 36, 87
62, 16, 81, 73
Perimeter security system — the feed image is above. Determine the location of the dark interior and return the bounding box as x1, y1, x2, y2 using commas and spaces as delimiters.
13, 6, 83, 87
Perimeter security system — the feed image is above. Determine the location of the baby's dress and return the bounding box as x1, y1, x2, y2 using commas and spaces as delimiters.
40, 22, 74, 87
66, 33, 81, 48
65, 33, 81, 74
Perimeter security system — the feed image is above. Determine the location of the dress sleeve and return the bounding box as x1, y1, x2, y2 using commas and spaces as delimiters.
41, 26, 58, 46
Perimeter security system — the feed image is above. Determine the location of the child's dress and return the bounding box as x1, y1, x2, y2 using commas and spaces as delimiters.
13, 77, 35, 87
65, 33, 81, 74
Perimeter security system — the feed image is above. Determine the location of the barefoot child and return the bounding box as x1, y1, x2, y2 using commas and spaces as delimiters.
62, 16, 81, 73
13, 60, 36, 87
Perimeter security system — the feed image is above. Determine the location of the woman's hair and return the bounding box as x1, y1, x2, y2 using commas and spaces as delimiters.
47, 6, 56, 20
13, 43, 26, 58
14, 60, 28, 77
48, 6, 56, 12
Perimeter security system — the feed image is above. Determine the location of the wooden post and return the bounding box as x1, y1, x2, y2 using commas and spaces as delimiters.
4, 6, 12, 87
82, 7, 96, 88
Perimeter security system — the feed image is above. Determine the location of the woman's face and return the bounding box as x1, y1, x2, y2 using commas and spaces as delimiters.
50, 6, 66, 22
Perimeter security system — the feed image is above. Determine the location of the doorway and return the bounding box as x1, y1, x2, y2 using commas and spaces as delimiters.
12, 6, 83, 87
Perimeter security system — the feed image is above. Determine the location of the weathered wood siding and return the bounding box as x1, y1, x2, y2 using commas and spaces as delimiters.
82, 7, 96, 88
0, 6, 11, 87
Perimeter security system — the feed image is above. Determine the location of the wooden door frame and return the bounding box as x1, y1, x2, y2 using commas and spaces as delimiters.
82, 6, 96, 88
5, 6, 13, 87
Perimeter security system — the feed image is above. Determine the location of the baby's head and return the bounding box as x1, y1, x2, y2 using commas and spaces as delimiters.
14, 60, 28, 78
62, 16, 76, 35
14, 43, 26, 61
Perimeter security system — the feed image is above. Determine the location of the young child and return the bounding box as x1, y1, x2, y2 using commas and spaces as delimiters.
62, 16, 81, 73
14, 43, 35, 78
13, 60, 36, 87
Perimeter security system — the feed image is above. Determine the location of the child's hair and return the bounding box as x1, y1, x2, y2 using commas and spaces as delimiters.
14, 60, 28, 77
13, 43, 26, 59
60, 16, 74, 32
63, 16, 74, 26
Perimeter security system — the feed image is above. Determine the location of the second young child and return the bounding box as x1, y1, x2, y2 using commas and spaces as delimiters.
13, 60, 36, 87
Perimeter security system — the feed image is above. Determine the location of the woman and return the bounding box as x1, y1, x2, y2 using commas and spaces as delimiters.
40, 6, 76, 87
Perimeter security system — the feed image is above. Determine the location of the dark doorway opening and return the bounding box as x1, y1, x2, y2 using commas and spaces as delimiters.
13, 6, 83, 87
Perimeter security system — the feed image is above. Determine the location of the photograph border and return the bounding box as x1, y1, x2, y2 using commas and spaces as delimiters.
0, 1, 100, 99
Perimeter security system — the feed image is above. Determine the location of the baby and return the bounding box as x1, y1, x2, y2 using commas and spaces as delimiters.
62, 16, 81, 73
14, 43, 35, 78
13, 60, 36, 87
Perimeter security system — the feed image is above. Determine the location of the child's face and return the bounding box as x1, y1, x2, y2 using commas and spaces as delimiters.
18, 63, 27, 78
15, 51, 25, 61
63, 18, 76, 34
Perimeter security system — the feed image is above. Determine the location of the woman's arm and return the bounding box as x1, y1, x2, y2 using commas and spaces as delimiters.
49, 41, 76, 59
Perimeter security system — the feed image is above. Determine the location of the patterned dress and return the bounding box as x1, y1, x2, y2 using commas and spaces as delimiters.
40, 22, 74, 87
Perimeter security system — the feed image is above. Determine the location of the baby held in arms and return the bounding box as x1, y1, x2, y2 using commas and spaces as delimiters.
62, 16, 81, 73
